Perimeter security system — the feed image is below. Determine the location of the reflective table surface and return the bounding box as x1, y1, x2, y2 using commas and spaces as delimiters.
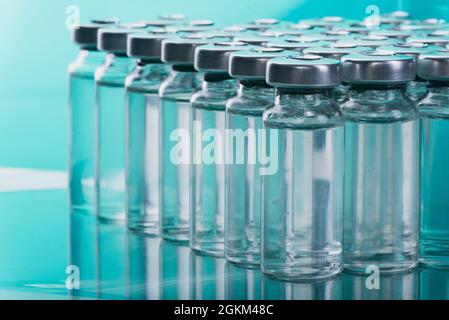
0, 182, 448, 300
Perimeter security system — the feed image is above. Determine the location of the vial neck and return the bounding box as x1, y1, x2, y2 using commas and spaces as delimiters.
76, 49, 104, 63
201, 73, 236, 93
238, 80, 273, 97
137, 58, 163, 66
172, 65, 197, 72
348, 84, 408, 101
426, 81, 449, 96
275, 87, 334, 106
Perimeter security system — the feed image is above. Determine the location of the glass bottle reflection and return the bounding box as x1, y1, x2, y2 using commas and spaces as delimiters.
96, 220, 127, 299
69, 210, 98, 299
343, 270, 419, 300
225, 263, 262, 300
261, 275, 342, 300
190, 251, 226, 300
126, 233, 162, 300
160, 241, 192, 300
419, 266, 449, 300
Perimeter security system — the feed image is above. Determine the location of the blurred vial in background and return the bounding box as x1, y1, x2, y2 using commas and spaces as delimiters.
262, 55, 344, 281
225, 48, 288, 267
95, 28, 136, 222
417, 51, 449, 269
341, 52, 419, 273
304, 43, 371, 102
190, 42, 249, 258
159, 36, 211, 243
377, 43, 442, 101
125, 32, 172, 235
68, 20, 117, 213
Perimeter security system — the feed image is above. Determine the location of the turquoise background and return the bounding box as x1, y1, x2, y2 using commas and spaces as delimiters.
0, 0, 447, 170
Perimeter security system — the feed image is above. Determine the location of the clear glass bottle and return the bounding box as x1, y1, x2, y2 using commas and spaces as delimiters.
341, 52, 419, 273
225, 48, 287, 267
68, 23, 114, 213
95, 29, 135, 221
159, 37, 211, 242
190, 42, 249, 257
417, 51, 449, 268
262, 55, 344, 281
125, 33, 171, 235
377, 44, 442, 101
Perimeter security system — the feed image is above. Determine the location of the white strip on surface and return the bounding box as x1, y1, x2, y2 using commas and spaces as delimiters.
0, 167, 67, 192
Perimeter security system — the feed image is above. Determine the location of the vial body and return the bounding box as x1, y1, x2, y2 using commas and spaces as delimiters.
262, 89, 344, 281
95, 54, 135, 221
342, 86, 420, 273
225, 82, 274, 266
159, 67, 202, 242
125, 62, 169, 235
190, 76, 236, 257
419, 85, 449, 268
68, 49, 104, 212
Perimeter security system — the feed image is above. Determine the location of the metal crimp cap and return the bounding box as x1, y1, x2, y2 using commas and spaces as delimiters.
72, 19, 118, 49
162, 36, 218, 65
417, 50, 449, 81
267, 54, 342, 88
127, 33, 173, 60
194, 41, 251, 73
229, 47, 292, 80
98, 28, 134, 54
341, 51, 416, 84
376, 43, 441, 60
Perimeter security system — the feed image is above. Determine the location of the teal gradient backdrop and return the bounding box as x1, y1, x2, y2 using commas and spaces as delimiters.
0, 0, 445, 170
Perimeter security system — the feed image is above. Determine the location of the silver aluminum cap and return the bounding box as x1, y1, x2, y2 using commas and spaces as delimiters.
377, 43, 441, 60
286, 34, 355, 42
189, 19, 215, 27
194, 42, 251, 73
267, 54, 342, 88
417, 51, 449, 81
162, 36, 218, 65
407, 35, 449, 47
268, 39, 332, 51
233, 35, 274, 46
72, 20, 117, 49
159, 14, 187, 21
336, 35, 402, 48
229, 47, 291, 80
369, 29, 419, 40
304, 43, 371, 60
127, 33, 173, 60
98, 28, 134, 54
342, 51, 416, 84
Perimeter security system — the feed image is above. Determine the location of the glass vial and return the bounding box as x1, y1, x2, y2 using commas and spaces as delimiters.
190, 42, 249, 257
417, 51, 449, 268
159, 37, 211, 242
125, 33, 171, 235
262, 54, 345, 281
341, 52, 419, 273
225, 48, 287, 267
68, 22, 114, 213
95, 29, 135, 221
